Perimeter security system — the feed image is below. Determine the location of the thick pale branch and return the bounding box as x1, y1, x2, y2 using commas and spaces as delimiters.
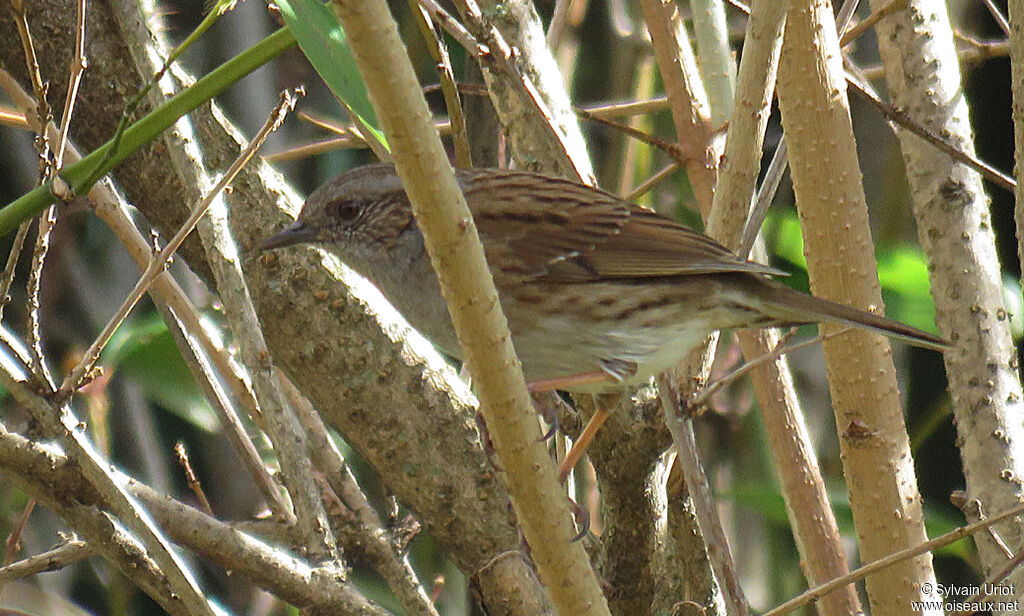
776, 0, 939, 611
876, 0, 1024, 599
326, 1, 609, 614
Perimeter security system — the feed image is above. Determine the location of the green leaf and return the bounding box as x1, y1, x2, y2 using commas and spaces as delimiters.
275, 0, 387, 149
877, 245, 939, 334
769, 211, 940, 335
771, 211, 807, 270
104, 313, 219, 432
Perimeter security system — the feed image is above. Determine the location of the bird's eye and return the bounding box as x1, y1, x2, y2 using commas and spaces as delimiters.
333, 201, 361, 222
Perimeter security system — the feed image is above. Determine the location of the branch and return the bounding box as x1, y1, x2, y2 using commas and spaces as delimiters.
874, 0, 1024, 595
327, 1, 609, 614
776, 0, 939, 611
0, 420, 392, 615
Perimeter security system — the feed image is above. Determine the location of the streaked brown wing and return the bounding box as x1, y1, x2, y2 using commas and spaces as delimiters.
459, 168, 781, 282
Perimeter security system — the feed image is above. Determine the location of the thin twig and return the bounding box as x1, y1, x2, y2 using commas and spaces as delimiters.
158, 300, 292, 521
417, 0, 483, 60
583, 95, 669, 119
959, 499, 1016, 559
53, 0, 87, 168
0, 73, 37, 328
623, 161, 680, 202
450, 0, 593, 180
691, 328, 798, 407
3, 499, 36, 565
10, 0, 52, 152
575, 106, 685, 165
722, 0, 750, 15
25, 204, 57, 385
270, 92, 682, 160
0, 68, 293, 521
55, 89, 301, 403
267, 116, 450, 161
980, 0, 1011, 37
763, 500, 1024, 616
10, 0, 58, 385
174, 442, 213, 516
741, 138, 788, 258
950, 545, 1024, 616
0, 106, 30, 128
412, 2, 472, 168
297, 110, 360, 136
0, 222, 31, 324
545, 0, 574, 49
266, 136, 369, 162
838, 0, 904, 47
657, 375, 750, 616
82, 0, 239, 191
0, 421, 388, 614
0, 538, 93, 585
743, 63, 1016, 255
691, 328, 862, 408
282, 373, 440, 616
845, 71, 1015, 192
195, 85, 342, 560
0, 329, 219, 616
954, 32, 1010, 63
270, 94, 676, 164
834, 0, 862, 33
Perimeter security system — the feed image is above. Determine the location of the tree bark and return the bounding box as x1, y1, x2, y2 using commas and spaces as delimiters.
775, 0, 940, 613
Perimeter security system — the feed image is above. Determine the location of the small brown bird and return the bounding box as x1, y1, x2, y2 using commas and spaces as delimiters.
263, 163, 947, 395
263, 163, 948, 478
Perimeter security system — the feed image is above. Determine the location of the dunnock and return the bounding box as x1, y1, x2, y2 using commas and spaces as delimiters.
263, 163, 946, 395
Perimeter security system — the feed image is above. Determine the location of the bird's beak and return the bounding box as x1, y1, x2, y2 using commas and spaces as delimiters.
260, 221, 318, 251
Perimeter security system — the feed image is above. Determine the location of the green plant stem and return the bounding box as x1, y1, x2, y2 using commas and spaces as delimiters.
0, 27, 296, 237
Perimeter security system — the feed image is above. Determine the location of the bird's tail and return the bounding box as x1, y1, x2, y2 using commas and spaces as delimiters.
744, 276, 950, 352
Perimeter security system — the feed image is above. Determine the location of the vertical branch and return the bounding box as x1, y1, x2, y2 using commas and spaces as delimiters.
191, 93, 341, 564
452, 0, 595, 181
24, 0, 87, 382
285, 375, 440, 616
637, 0, 717, 210
658, 376, 748, 616
637, 3, 763, 616
876, 0, 1024, 597
637, 3, 749, 614
688, 0, 736, 127
9, 0, 55, 383
775, 0, 939, 613
327, 1, 611, 614
53, 0, 86, 167
1015, 0, 1024, 339
704, 1, 862, 614
24, 206, 56, 384
409, 1, 472, 168
0, 222, 30, 324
